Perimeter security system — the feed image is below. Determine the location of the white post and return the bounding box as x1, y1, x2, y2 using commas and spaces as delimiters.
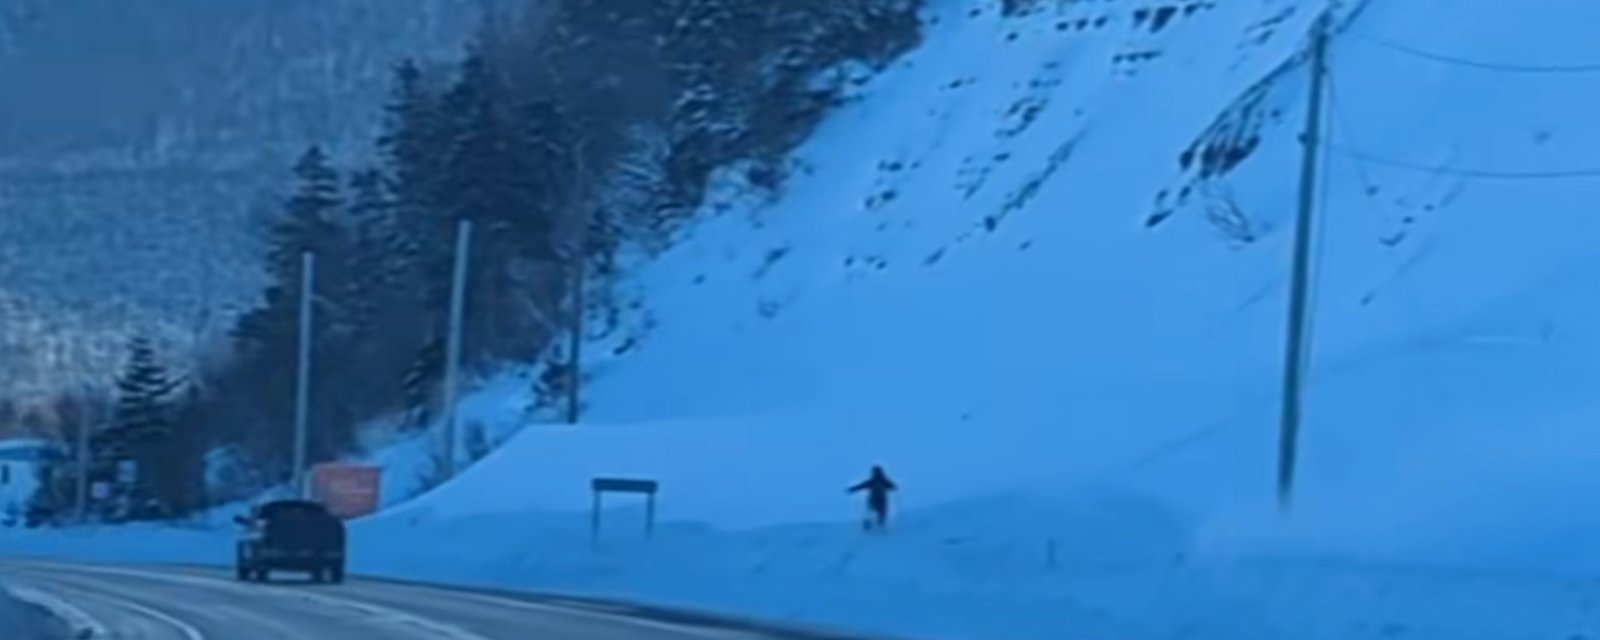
566, 144, 591, 426
441, 219, 473, 479
1276, 11, 1331, 513
292, 251, 315, 498
566, 250, 584, 425
74, 384, 92, 523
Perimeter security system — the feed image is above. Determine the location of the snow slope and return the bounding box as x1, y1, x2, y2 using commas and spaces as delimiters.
411, 0, 1600, 566
273, 0, 1600, 635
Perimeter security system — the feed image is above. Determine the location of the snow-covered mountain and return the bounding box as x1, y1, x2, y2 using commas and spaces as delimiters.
0, 0, 480, 399
400, 0, 1600, 578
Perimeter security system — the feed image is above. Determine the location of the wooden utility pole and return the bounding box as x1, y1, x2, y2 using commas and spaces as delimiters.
1277, 11, 1331, 513
566, 142, 591, 425
73, 383, 94, 523
566, 254, 584, 425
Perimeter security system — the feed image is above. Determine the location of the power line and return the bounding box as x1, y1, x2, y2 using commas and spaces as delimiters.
1323, 71, 1436, 325
1325, 145, 1600, 179
1345, 31, 1600, 74
1325, 45, 1600, 180
1324, 74, 1401, 215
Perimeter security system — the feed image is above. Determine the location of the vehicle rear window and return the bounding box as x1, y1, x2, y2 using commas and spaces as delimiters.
261, 501, 329, 520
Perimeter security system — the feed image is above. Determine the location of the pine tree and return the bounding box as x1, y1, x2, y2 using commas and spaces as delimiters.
236, 146, 349, 353
436, 44, 566, 361
94, 336, 183, 519
279, 146, 343, 254
224, 145, 363, 480
374, 59, 463, 407
659, 0, 757, 150
112, 339, 176, 442
379, 60, 450, 224
401, 336, 445, 429
0, 397, 18, 429
377, 59, 454, 318
337, 168, 394, 342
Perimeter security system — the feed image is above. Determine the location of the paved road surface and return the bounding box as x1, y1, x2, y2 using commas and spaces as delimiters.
0, 561, 881, 640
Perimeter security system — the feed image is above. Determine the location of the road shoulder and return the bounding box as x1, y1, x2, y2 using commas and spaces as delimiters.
0, 581, 75, 640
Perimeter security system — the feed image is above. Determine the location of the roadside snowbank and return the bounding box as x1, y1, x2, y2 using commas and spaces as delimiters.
7, 492, 1600, 639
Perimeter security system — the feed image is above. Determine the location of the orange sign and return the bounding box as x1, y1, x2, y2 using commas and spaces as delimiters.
310, 463, 381, 519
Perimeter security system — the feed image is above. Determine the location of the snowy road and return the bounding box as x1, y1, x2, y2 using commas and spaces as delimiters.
0, 561, 878, 640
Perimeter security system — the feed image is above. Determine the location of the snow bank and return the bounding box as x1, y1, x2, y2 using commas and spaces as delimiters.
12, 498, 1600, 639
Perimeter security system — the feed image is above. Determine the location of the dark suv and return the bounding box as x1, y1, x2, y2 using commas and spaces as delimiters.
234, 499, 347, 583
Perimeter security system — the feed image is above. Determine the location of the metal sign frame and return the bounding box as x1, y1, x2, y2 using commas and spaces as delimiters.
590, 477, 658, 544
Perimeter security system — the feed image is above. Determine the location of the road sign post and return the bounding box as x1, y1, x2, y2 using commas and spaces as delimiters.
590, 477, 658, 545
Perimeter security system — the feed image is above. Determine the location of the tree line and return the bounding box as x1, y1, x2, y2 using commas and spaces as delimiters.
20, 0, 924, 523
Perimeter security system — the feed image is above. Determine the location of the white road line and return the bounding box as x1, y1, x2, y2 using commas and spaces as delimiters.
43, 563, 490, 640
379, 583, 760, 639
23, 561, 762, 639
542, 598, 643, 614
5, 584, 108, 639
102, 594, 207, 640
9, 576, 204, 640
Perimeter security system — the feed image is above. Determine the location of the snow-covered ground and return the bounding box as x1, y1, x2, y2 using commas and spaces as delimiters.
8, 498, 1600, 639
11, 0, 1600, 637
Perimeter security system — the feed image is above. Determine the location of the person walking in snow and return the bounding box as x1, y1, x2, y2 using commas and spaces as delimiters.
848, 465, 897, 532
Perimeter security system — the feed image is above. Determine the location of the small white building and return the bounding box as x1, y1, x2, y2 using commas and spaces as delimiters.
0, 438, 67, 523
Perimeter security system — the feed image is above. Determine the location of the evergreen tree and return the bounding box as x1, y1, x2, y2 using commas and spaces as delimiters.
377, 59, 453, 317
400, 336, 445, 428
278, 146, 345, 261
0, 397, 17, 429
112, 337, 178, 442
658, 0, 757, 158
379, 59, 450, 225
25, 461, 73, 527
437, 43, 566, 361
93, 336, 182, 519
235, 145, 350, 353
226, 144, 361, 478
337, 168, 395, 342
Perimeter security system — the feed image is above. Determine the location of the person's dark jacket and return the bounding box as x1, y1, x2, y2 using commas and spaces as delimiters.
848, 466, 897, 508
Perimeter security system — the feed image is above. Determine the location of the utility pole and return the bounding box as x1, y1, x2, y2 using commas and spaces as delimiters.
291, 251, 315, 498
73, 383, 93, 524
566, 145, 590, 426
441, 219, 473, 478
566, 255, 584, 425
1276, 10, 1331, 513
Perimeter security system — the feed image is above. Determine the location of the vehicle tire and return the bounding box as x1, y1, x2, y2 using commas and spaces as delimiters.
310, 567, 326, 583
255, 569, 270, 583
328, 564, 345, 584
235, 564, 249, 582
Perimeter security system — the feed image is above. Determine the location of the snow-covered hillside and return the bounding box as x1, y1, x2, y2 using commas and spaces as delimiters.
346, 1, 1600, 632
404, 0, 1600, 561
